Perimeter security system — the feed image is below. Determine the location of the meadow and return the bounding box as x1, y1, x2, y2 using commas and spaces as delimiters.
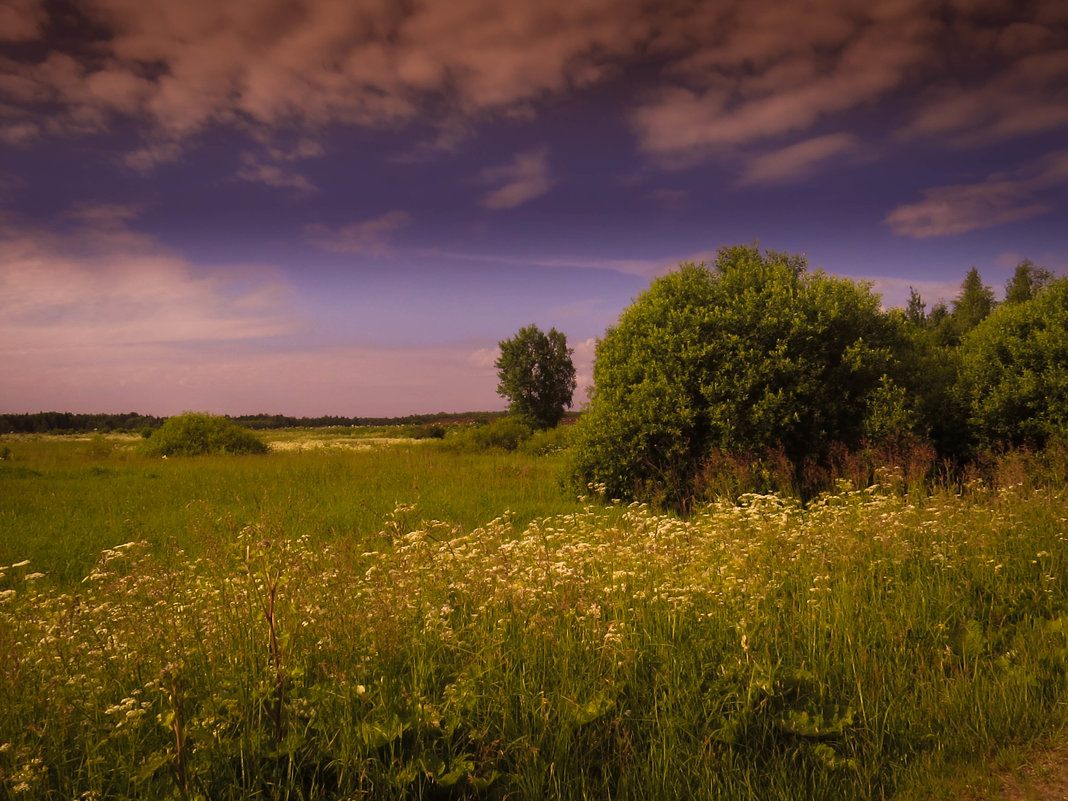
2, 432, 1067, 799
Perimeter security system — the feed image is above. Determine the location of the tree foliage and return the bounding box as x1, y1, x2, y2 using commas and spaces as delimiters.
953, 267, 995, 329
495, 325, 577, 430
905, 286, 927, 327
569, 246, 917, 507
1003, 259, 1054, 305
141, 413, 268, 456
958, 278, 1068, 448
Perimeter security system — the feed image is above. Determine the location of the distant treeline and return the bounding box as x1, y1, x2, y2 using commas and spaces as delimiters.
229, 411, 509, 430
0, 410, 511, 435
0, 412, 165, 434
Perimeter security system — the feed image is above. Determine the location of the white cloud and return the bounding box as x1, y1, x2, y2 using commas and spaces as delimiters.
0, 121, 39, 145
0, 208, 515, 418
417, 247, 685, 278
860, 275, 966, 310
884, 183, 1048, 238
479, 147, 553, 210
571, 336, 597, 408
303, 210, 412, 254
885, 150, 1068, 238
63, 201, 143, 227
236, 153, 317, 194
0, 216, 295, 357
739, 133, 859, 185
121, 140, 185, 171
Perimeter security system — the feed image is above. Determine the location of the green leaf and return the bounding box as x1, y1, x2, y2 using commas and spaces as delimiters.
569, 694, 615, 727
134, 751, 170, 784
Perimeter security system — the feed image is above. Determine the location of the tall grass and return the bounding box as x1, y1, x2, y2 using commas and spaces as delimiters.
2, 458, 1067, 798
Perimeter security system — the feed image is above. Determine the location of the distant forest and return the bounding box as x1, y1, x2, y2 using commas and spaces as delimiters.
0, 410, 509, 435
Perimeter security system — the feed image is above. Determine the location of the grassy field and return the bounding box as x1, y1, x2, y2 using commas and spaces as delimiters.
0, 431, 583, 585
2, 433, 1068, 799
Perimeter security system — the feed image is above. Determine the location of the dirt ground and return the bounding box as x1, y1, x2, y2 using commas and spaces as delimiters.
964, 740, 1068, 801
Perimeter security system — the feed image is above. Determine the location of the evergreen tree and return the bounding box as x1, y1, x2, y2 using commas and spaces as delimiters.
952, 267, 995, 333
1004, 259, 1053, 305
905, 286, 927, 327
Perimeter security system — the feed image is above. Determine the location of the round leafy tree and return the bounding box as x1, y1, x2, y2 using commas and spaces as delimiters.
569, 245, 913, 506
141, 413, 269, 456
958, 277, 1068, 448
495, 324, 577, 430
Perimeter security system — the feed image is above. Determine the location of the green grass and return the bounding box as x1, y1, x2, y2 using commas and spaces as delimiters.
2, 435, 1068, 799
0, 433, 583, 585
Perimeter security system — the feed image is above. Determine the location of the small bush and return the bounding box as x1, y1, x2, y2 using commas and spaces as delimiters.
518, 425, 574, 456
140, 413, 268, 457
446, 418, 532, 452
402, 424, 447, 440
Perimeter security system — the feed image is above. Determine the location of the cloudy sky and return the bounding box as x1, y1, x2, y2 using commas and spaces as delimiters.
2, 0, 1066, 417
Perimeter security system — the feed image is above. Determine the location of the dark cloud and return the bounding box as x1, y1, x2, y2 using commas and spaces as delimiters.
0, 0, 1064, 178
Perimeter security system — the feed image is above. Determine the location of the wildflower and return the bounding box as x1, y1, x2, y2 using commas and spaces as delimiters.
10, 560, 29, 569
24, 573, 44, 582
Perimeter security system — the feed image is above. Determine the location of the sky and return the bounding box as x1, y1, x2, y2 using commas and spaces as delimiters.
1, 0, 1067, 418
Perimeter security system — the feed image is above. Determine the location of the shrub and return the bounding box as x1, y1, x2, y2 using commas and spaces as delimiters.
569, 246, 918, 508
518, 424, 574, 456
957, 277, 1068, 449
140, 413, 268, 457
446, 418, 533, 452
402, 424, 447, 440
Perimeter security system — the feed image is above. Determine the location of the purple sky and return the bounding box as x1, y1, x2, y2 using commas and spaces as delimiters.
2, 0, 1067, 417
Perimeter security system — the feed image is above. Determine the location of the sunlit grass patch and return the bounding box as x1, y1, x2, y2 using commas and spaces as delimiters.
0, 435, 584, 584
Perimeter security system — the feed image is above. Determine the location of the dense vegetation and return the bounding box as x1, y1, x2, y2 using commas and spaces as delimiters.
958, 277, 1068, 448
0, 411, 166, 435
570, 245, 1066, 508
2, 435, 1067, 799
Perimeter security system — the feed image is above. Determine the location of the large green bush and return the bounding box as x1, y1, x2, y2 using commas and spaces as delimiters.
569, 245, 918, 506
958, 277, 1068, 448
141, 413, 268, 457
